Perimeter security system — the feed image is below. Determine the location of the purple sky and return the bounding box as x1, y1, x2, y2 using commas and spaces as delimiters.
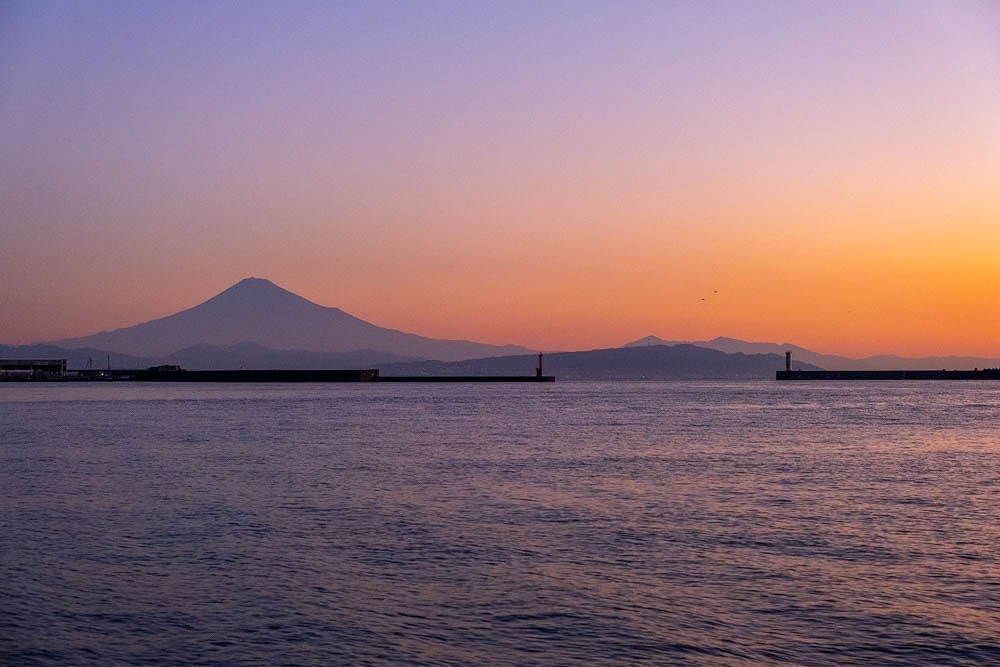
2, 1, 998, 355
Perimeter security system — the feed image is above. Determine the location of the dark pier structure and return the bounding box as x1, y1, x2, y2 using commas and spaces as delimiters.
105, 367, 382, 382
778, 369, 1000, 380
44, 354, 556, 383
107, 368, 554, 382
777, 352, 1000, 380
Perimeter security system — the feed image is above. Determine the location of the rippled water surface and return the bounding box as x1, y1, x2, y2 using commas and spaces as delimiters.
2, 381, 999, 665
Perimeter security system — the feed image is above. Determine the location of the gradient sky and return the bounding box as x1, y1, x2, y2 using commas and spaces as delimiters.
2, 1, 998, 357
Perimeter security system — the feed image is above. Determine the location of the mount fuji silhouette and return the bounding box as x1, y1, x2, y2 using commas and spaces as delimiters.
53, 277, 532, 362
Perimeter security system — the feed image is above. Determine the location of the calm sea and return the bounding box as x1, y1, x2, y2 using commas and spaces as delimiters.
2, 381, 998, 665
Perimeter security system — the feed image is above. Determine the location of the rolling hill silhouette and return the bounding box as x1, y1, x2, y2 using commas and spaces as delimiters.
53, 277, 532, 362
624, 335, 1000, 371
382, 344, 818, 380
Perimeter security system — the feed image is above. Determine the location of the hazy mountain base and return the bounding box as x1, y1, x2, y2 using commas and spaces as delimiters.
382, 345, 817, 380
1, 343, 811, 379
164, 342, 419, 369
0, 344, 152, 372
0, 342, 416, 372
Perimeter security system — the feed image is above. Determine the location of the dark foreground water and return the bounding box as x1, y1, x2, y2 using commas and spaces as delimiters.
2, 381, 998, 665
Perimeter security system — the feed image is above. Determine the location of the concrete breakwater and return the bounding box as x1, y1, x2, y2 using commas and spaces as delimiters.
777, 369, 1000, 380
72, 367, 555, 383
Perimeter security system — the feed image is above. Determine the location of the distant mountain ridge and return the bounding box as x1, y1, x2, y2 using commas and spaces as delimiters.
51, 277, 532, 362
0, 342, 810, 379
624, 335, 1000, 371
10, 279, 994, 373
382, 344, 819, 380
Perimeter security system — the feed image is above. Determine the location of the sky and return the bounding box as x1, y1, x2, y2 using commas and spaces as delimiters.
2, 1, 998, 357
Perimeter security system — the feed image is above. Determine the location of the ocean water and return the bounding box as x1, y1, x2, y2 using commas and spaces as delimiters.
1, 380, 998, 666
